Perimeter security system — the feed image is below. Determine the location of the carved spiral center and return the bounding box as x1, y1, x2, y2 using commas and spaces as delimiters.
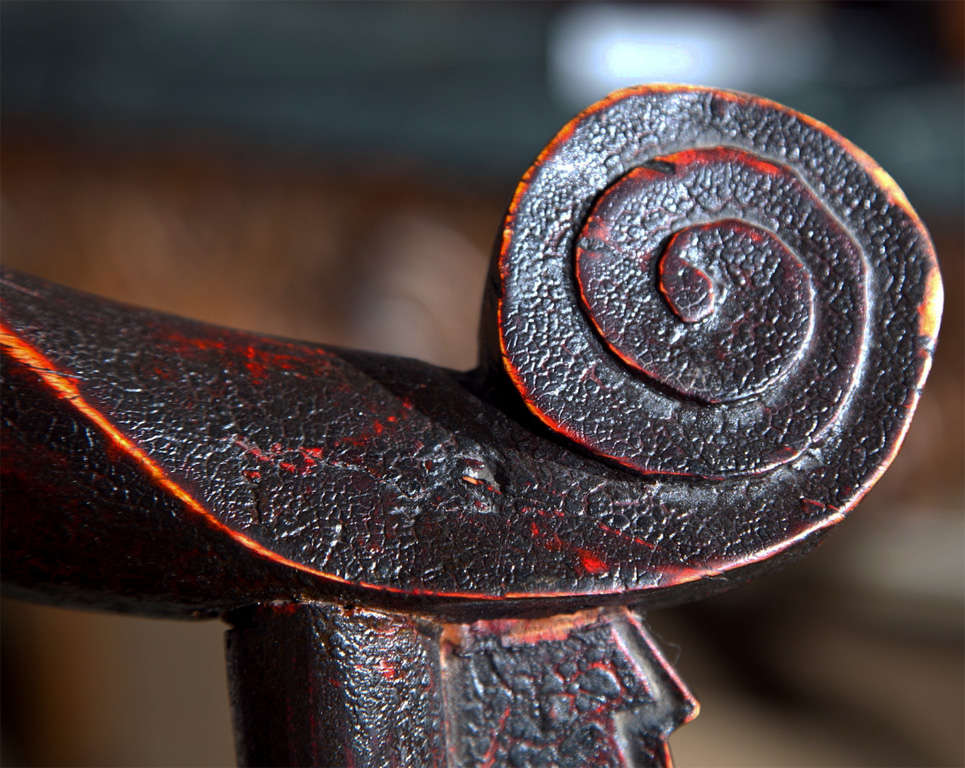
499, 127, 869, 477
658, 243, 716, 324
575, 168, 816, 404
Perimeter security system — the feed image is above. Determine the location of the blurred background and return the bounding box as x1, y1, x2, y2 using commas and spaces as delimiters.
1, 1, 962, 765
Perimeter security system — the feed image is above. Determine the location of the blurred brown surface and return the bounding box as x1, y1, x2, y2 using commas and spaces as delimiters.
1, 126, 962, 767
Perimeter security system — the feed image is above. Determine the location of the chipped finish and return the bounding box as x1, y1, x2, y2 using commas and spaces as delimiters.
0, 84, 942, 766
227, 603, 694, 768
489, 83, 941, 493
227, 603, 447, 768
494, 87, 939, 487
442, 607, 697, 768
1, 86, 941, 613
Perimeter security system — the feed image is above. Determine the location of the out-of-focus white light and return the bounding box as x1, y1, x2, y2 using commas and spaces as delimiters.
549, 5, 829, 108
606, 40, 696, 80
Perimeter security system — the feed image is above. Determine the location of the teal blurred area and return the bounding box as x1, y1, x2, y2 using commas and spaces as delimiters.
2, 1, 962, 211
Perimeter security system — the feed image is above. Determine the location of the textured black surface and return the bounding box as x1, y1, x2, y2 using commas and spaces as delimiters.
0, 87, 941, 615
226, 603, 693, 768
443, 608, 696, 768
0, 84, 944, 768
494, 87, 938, 485
576, 177, 818, 406
227, 603, 446, 767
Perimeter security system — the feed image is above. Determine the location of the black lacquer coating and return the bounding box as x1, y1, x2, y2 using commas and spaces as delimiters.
226, 604, 693, 768
443, 608, 696, 768
0, 86, 941, 614
578, 205, 816, 405
0, 84, 944, 768
227, 603, 447, 767
0, 269, 855, 612
493, 88, 939, 485
1, 346, 321, 616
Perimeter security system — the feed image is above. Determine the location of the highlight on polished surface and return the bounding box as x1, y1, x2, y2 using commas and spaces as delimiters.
495, 86, 940, 487
2, 85, 942, 611
0, 84, 942, 767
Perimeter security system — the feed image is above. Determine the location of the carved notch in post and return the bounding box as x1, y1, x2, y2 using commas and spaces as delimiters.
226, 604, 696, 767
0, 85, 942, 766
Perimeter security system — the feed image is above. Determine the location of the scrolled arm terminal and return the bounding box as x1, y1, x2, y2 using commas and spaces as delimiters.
0, 85, 942, 767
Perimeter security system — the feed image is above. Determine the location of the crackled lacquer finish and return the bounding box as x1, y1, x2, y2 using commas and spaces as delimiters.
1, 86, 940, 616
442, 608, 696, 768
0, 85, 942, 767
491, 87, 939, 487
226, 603, 695, 768
227, 603, 448, 767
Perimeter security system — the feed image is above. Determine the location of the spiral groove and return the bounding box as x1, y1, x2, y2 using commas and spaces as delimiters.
575, 151, 827, 406
493, 86, 939, 482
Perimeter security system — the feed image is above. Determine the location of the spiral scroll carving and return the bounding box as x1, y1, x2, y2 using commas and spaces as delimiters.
0, 84, 943, 606
493, 85, 941, 481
